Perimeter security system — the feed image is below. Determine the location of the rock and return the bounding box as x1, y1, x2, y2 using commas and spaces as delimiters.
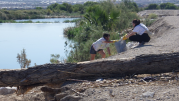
0, 87, 16, 95
44, 92, 55, 101
55, 93, 68, 101
60, 95, 82, 101
142, 91, 155, 98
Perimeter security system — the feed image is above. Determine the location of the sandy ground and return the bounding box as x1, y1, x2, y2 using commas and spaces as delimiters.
137, 10, 179, 17
1, 15, 179, 101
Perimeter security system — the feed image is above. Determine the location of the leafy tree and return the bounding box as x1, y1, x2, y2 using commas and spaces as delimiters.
47, 9, 52, 15
84, 0, 120, 31
62, 3, 73, 13
58, 4, 66, 11
145, 4, 159, 10
47, 3, 59, 10
35, 7, 43, 10
73, 4, 84, 14
84, 1, 99, 7
160, 3, 177, 9
17, 49, 31, 69
122, 0, 139, 12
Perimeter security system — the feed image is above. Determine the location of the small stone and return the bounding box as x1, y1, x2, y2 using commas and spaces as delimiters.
55, 93, 68, 101
60, 95, 82, 101
166, 96, 170, 99
142, 91, 155, 98
156, 98, 161, 100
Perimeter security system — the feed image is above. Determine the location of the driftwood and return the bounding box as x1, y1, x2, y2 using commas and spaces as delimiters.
1, 52, 179, 87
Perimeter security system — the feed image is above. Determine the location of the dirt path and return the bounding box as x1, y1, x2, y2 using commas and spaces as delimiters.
138, 10, 179, 17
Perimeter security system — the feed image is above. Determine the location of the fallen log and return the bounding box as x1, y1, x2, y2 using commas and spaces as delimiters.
1, 52, 179, 87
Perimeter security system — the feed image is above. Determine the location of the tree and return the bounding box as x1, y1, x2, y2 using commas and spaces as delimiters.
47, 3, 59, 10
84, 0, 120, 31
35, 7, 42, 10
160, 3, 177, 9
47, 9, 52, 15
62, 3, 73, 13
73, 4, 84, 13
146, 4, 159, 10
17, 49, 31, 69
84, 1, 99, 7
122, 0, 139, 12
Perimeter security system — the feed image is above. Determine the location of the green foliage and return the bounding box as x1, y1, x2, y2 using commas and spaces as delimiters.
0, 9, 45, 20
17, 49, 31, 69
63, 26, 83, 38
65, 0, 141, 63
142, 18, 156, 27
84, 1, 99, 7
145, 3, 178, 10
122, 0, 139, 12
35, 7, 43, 10
18, 20, 33, 23
160, 3, 177, 9
0, 1, 99, 20
47, 3, 73, 13
63, 18, 80, 23
145, 4, 159, 10
73, 4, 84, 14
148, 13, 158, 19
50, 54, 61, 64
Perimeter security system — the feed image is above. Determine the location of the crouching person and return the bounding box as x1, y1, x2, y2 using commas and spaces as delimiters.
124, 19, 150, 46
90, 33, 117, 60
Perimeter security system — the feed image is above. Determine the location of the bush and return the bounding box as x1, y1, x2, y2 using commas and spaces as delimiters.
148, 13, 158, 19
145, 4, 159, 10
142, 18, 156, 27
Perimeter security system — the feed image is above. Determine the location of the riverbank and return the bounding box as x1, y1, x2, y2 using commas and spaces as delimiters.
44, 15, 82, 18
0, 17, 81, 23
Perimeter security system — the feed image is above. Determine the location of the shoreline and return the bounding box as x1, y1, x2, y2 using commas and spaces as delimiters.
44, 15, 83, 18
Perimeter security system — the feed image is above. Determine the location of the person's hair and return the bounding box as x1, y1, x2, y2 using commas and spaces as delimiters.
103, 33, 110, 38
133, 19, 140, 27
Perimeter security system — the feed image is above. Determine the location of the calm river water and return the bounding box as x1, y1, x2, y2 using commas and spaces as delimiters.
0, 18, 77, 69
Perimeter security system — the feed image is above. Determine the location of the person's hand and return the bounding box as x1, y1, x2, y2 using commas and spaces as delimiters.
112, 40, 119, 43
122, 34, 128, 40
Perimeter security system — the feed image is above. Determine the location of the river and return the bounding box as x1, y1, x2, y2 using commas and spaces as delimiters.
0, 18, 77, 69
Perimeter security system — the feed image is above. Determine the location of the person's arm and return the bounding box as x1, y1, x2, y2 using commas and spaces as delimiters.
126, 31, 136, 38
107, 47, 111, 56
103, 40, 114, 43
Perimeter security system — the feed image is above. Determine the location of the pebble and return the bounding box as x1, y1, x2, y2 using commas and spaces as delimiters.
142, 91, 155, 98
60, 95, 82, 101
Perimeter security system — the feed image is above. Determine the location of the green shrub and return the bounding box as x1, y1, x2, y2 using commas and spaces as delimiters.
145, 4, 159, 10
148, 13, 158, 19
142, 18, 156, 27
50, 54, 60, 64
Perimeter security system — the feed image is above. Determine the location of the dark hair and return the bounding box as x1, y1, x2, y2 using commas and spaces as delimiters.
103, 33, 110, 38
133, 19, 140, 27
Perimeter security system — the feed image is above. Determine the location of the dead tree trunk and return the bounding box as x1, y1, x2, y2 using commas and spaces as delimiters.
1, 52, 179, 87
